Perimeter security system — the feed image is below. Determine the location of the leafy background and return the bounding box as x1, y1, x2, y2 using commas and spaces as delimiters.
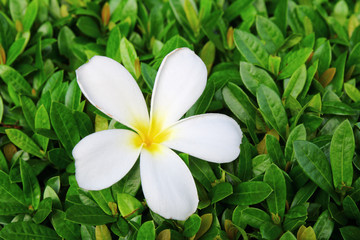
0, 0, 360, 239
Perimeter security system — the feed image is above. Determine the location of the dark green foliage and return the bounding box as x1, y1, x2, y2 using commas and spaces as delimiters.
0, 0, 359, 239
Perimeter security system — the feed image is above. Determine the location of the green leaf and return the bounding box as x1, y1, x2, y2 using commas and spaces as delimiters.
48, 148, 71, 169
22, 0, 38, 31
0, 96, 3, 123
283, 64, 306, 99
322, 101, 358, 115
264, 164, 286, 218
225, 181, 273, 205
188, 157, 216, 191
183, 214, 201, 237
278, 48, 312, 79
343, 195, 360, 220
293, 141, 337, 200
65, 80, 81, 111
76, 16, 101, 38
330, 120, 354, 189
20, 96, 36, 130
278, 33, 303, 52
51, 210, 80, 240
58, 26, 75, 57
224, 0, 253, 22
240, 207, 271, 229
234, 29, 269, 69
5, 129, 44, 158
106, 26, 122, 63
279, 231, 297, 240
73, 111, 93, 138
95, 225, 111, 240
33, 198, 52, 224
65, 205, 116, 225
0, 150, 8, 173
111, 161, 140, 197
313, 210, 334, 240
0, 65, 33, 95
253, 154, 272, 176
274, 0, 288, 35
329, 52, 346, 95
285, 124, 306, 162
348, 42, 360, 67
153, 35, 192, 68
20, 159, 40, 209
120, 37, 139, 79
34, 105, 50, 151
240, 61, 279, 96
169, 0, 195, 38
344, 83, 360, 102
260, 222, 282, 240
6, 37, 27, 65
296, 6, 328, 38
256, 15, 284, 53
111, 0, 137, 28
256, 85, 288, 139
0, 170, 28, 215
0, 222, 60, 240
184, 0, 199, 36
81, 225, 96, 240
186, 81, 214, 117
117, 193, 144, 219
266, 135, 286, 169
340, 226, 360, 240
200, 41, 215, 74
232, 206, 247, 229
141, 63, 157, 91
311, 40, 331, 75
283, 205, 307, 231
136, 221, 155, 240
50, 102, 80, 157
9, 0, 27, 21
328, 202, 347, 225
290, 182, 317, 207
209, 66, 241, 90
209, 182, 233, 204
238, 138, 253, 181
89, 188, 114, 216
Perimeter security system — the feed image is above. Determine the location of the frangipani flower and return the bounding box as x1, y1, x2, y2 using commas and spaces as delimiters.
73, 48, 242, 220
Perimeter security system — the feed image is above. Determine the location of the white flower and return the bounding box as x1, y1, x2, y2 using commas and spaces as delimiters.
73, 48, 242, 220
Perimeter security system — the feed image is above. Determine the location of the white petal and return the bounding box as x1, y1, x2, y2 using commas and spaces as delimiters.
150, 48, 207, 132
76, 56, 149, 132
163, 114, 242, 163
140, 145, 198, 220
73, 129, 142, 190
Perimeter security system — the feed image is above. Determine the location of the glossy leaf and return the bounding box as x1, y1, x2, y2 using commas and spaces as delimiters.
283, 64, 306, 100
293, 141, 337, 201
234, 29, 269, 68
65, 205, 116, 225
264, 164, 286, 217
257, 85, 288, 139
0, 222, 60, 240
222, 82, 256, 124
50, 102, 80, 157
240, 61, 279, 96
20, 159, 40, 209
256, 15, 284, 53
6, 129, 44, 158
225, 181, 273, 205
330, 120, 354, 189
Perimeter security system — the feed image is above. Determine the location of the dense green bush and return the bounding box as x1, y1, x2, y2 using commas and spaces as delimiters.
0, 0, 360, 239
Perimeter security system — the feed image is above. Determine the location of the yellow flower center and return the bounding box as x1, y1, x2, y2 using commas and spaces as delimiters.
132, 117, 172, 152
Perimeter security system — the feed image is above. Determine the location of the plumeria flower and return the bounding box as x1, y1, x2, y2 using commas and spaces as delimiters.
73, 48, 242, 220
